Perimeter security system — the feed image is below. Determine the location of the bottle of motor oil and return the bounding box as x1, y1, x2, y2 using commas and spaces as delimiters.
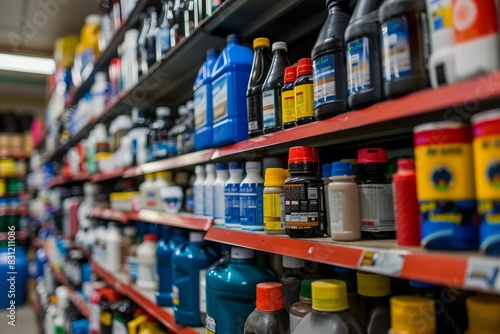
247, 38, 273, 137
281, 256, 307, 312
240, 161, 264, 231
244, 282, 289, 334
146, 7, 158, 68
389, 296, 436, 334
312, 0, 350, 120
289, 279, 315, 333
285, 146, 325, 238
264, 168, 287, 234
282, 65, 298, 130
262, 42, 291, 134
147, 107, 173, 162
357, 148, 395, 239
225, 162, 244, 228
111, 299, 136, 334
466, 295, 500, 334
294, 59, 316, 126
379, 0, 430, 98
156, 0, 172, 62
345, 0, 384, 109
357, 271, 391, 334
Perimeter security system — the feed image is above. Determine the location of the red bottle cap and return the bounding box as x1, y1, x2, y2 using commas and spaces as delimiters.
256, 282, 285, 312
397, 159, 415, 172
297, 58, 312, 76
144, 234, 158, 242
284, 65, 298, 84
288, 146, 319, 163
357, 148, 388, 163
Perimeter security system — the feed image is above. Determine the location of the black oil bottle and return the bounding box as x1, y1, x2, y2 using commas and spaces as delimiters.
294, 58, 315, 126
311, 0, 351, 120
247, 37, 272, 137
262, 41, 291, 134
345, 0, 385, 109
285, 146, 325, 238
379, 0, 430, 98
282, 65, 298, 130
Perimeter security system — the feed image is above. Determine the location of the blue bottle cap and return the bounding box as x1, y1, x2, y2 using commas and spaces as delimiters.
331, 162, 354, 177
322, 163, 332, 178
228, 161, 242, 170
216, 163, 228, 170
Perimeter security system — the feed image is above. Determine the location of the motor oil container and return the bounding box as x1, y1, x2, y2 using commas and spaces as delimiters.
194, 49, 219, 151
156, 227, 177, 306
172, 231, 218, 327
466, 295, 500, 334
111, 299, 136, 334
128, 314, 164, 334
282, 65, 298, 129
357, 271, 391, 334
0, 245, 28, 309
389, 296, 436, 334
244, 282, 289, 334
312, 0, 351, 120
345, 0, 384, 109
292, 280, 364, 334
211, 34, 253, 147
289, 279, 315, 333
247, 38, 273, 137
206, 247, 276, 334
379, 0, 430, 98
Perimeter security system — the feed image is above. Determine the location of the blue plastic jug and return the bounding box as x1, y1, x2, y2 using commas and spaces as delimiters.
205, 247, 276, 334
172, 231, 218, 327
156, 227, 187, 306
211, 34, 253, 147
0, 245, 29, 309
194, 49, 219, 151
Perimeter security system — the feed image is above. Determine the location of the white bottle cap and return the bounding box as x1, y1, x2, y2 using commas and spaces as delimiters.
272, 41, 287, 52
195, 165, 205, 175
55, 286, 69, 301
282, 255, 304, 269
156, 107, 171, 117
189, 231, 204, 242
123, 226, 136, 237
186, 100, 194, 110
94, 72, 108, 83
85, 14, 101, 25
245, 161, 261, 170
205, 164, 215, 173
124, 29, 139, 45
231, 246, 254, 259
178, 105, 188, 115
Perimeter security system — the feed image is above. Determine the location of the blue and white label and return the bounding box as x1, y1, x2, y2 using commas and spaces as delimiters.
153, 141, 169, 160
214, 183, 226, 221
313, 55, 336, 105
194, 85, 208, 130
381, 17, 412, 82
347, 37, 371, 95
212, 74, 228, 123
262, 89, 278, 128
239, 183, 264, 229
224, 183, 240, 226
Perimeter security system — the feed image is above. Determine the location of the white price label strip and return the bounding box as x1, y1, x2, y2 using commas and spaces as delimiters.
358, 249, 405, 276
464, 258, 500, 292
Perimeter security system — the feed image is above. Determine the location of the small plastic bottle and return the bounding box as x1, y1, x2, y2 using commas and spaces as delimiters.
240, 161, 264, 231
213, 163, 229, 225
137, 234, 158, 289
126, 234, 142, 283
289, 279, 315, 333
294, 58, 315, 126
244, 282, 290, 334
106, 222, 121, 273
193, 165, 205, 216
139, 173, 156, 210
281, 65, 298, 130
328, 161, 361, 241
357, 271, 391, 334
389, 296, 436, 334
203, 164, 216, 217
225, 162, 244, 228
264, 168, 287, 235
154, 171, 175, 212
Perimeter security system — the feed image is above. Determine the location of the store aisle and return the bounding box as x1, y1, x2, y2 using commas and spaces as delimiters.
0, 304, 39, 334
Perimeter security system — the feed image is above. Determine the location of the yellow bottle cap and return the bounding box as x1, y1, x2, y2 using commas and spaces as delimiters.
284, 169, 291, 178
156, 171, 173, 179
264, 168, 286, 187
357, 271, 391, 297
312, 280, 348, 312
49, 295, 58, 304
466, 295, 500, 334
253, 37, 270, 49
390, 296, 436, 334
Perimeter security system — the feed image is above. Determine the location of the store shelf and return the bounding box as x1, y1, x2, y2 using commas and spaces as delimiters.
138, 209, 213, 231
89, 207, 138, 224
89, 168, 125, 183
50, 264, 90, 318
47, 173, 89, 189
204, 226, 500, 295
91, 260, 203, 334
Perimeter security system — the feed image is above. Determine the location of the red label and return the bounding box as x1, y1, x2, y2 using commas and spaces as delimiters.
473, 118, 500, 138
453, 0, 498, 43
414, 127, 471, 147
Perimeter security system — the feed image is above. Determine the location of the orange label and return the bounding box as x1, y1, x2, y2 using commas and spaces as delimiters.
453, 0, 498, 43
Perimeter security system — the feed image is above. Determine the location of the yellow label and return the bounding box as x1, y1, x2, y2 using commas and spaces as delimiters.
414, 143, 475, 201
473, 135, 500, 200
264, 193, 282, 231
281, 90, 296, 123
431, 6, 453, 30
294, 83, 314, 119
100, 312, 112, 326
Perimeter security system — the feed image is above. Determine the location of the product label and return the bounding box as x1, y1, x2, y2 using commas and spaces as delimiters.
112, 319, 128, 334
199, 269, 207, 313
225, 183, 240, 225
289, 313, 304, 334
206, 315, 216, 334
212, 74, 228, 123
194, 184, 204, 215
194, 85, 208, 129
429, 0, 453, 33
281, 89, 296, 124
381, 17, 412, 82
247, 94, 262, 132
100, 311, 112, 326
153, 141, 169, 160
264, 192, 285, 231
146, 190, 158, 208
347, 38, 371, 95
262, 89, 280, 129
204, 184, 214, 216
172, 285, 180, 305
240, 183, 264, 228
359, 184, 395, 232
294, 83, 315, 119
329, 191, 344, 233
214, 184, 226, 220
284, 183, 324, 229
473, 133, 500, 199
313, 55, 336, 105
453, 0, 498, 43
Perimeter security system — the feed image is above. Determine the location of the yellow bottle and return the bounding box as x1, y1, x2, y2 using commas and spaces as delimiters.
389, 296, 436, 334
128, 315, 165, 334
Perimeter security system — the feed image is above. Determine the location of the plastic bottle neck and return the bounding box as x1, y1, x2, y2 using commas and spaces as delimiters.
245, 170, 262, 178
229, 170, 243, 178
299, 295, 312, 304
159, 2, 170, 29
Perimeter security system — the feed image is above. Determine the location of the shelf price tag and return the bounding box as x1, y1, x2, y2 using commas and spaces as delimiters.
464, 258, 500, 292
358, 249, 405, 276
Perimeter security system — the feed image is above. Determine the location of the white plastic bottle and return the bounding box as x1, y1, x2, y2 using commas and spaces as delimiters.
240, 161, 265, 231
154, 171, 175, 212
122, 29, 139, 90
193, 165, 205, 215
213, 163, 229, 225
453, 0, 500, 80
203, 164, 216, 217
93, 223, 106, 264
89, 71, 109, 118
54, 286, 69, 333
224, 162, 244, 228
137, 234, 158, 289
328, 162, 361, 241
159, 175, 184, 213
106, 222, 122, 273
44, 296, 57, 334
139, 173, 156, 210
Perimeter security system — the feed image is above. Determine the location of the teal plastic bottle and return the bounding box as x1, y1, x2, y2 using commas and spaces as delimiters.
172, 231, 218, 327
211, 34, 253, 147
194, 49, 219, 151
206, 247, 276, 334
